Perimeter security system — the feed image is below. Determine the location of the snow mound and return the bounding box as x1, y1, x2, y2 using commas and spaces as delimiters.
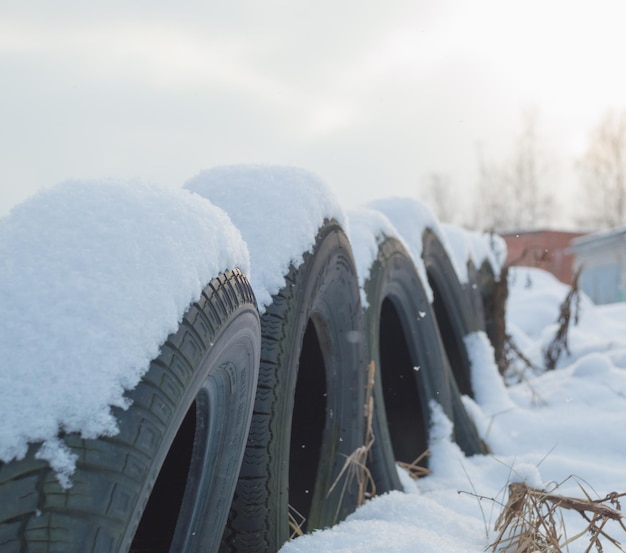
507, 266, 581, 340
507, 266, 626, 369
0, 179, 249, 485
465, 332, 515, 413
185, 164, 346, 312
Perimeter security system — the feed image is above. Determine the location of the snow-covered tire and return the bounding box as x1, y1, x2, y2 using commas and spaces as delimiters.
221, 220, 365, 553
422, 229, 483, 398
0, 269, 260, 553
362, 235, 485, 495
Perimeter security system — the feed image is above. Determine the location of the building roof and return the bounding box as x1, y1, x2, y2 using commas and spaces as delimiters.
570, 226, 626, 252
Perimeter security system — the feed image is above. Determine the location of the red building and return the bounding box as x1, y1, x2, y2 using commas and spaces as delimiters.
501, 230, 585, 284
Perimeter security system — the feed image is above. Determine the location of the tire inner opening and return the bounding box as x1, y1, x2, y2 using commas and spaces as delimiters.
379, 298, 428, 466
289, 319, 327, 532
130, 401, 196, 553
427, 275, 473, 397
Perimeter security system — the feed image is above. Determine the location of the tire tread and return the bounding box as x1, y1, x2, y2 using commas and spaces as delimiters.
0, 269, 257, 553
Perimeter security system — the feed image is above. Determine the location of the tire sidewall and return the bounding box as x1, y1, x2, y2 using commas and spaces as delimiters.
6, 273, 262, 553
256, 220, 365, 545
422, 229, 481, 398
364, 236, 455, 493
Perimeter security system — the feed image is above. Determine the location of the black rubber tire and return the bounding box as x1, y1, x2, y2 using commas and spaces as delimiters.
362, 235, 485, 495
422, 229, 483, 399
466, 259, 488, 333
0, 269, 261, 553
221, 220, 365, 553
473, 261, 499, 346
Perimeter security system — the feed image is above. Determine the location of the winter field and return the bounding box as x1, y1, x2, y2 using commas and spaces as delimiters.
2, 169, 626, 552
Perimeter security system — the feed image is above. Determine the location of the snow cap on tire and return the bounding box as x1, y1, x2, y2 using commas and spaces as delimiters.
185, 164, 347, 312
441, 223, 506, 282
0, 179, 250, 484
367, 197, 448, 302
366, 197, 505, 295
346, 207, 411, 308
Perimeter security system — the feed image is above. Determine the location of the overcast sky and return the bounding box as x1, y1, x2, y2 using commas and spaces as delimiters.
1, 0, 625, 227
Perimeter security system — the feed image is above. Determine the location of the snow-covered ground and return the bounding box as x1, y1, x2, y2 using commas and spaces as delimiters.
2, 169, 626, 552
280, 266, 626, 553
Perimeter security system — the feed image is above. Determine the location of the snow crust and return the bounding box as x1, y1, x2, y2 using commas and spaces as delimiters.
185, 165, 346, 312
0, 179, 249, 485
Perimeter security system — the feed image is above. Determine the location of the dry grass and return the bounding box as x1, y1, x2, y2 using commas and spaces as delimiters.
499, 334, 547, 406
291, 362, 378, 538
328, 360, 377, 519
544, 267, 583, 371
490, 482, 626, 553
396, 449, 431, 480
288, 504, 306, 539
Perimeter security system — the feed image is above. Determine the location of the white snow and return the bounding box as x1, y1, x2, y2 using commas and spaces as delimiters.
0, 179, 249, 485
367, 199, 506, 291
346, 207, 410, 308
365, 197, 438, 302
464, 332, 514, 414
442, 223, 506, 281
185, 164, 346, 312
506, 266, 626, 371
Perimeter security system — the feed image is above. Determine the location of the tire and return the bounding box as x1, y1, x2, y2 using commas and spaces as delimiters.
362, 235, 485, 495
476, 259, 507, 371
466, 259, 488, 332
0, 269, 261, 553
422, 229, 483, 399
222, 220, 365, 553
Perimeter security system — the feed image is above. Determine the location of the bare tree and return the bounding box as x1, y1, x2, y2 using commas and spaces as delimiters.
472, 108, 554, 231
577, 109, 626, 228
420, 173, 458, 223
473, 147, 511, 231
509, 108, 554, 228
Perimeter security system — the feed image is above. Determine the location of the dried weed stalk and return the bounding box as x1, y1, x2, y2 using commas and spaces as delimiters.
501, 334, 547, 405
491, 482, 626, 553
396, 449, 431, 480
543, 267, 583, 371
491, 244, 544, 376
504, 334, 542, 375
288, 504, 306, 539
